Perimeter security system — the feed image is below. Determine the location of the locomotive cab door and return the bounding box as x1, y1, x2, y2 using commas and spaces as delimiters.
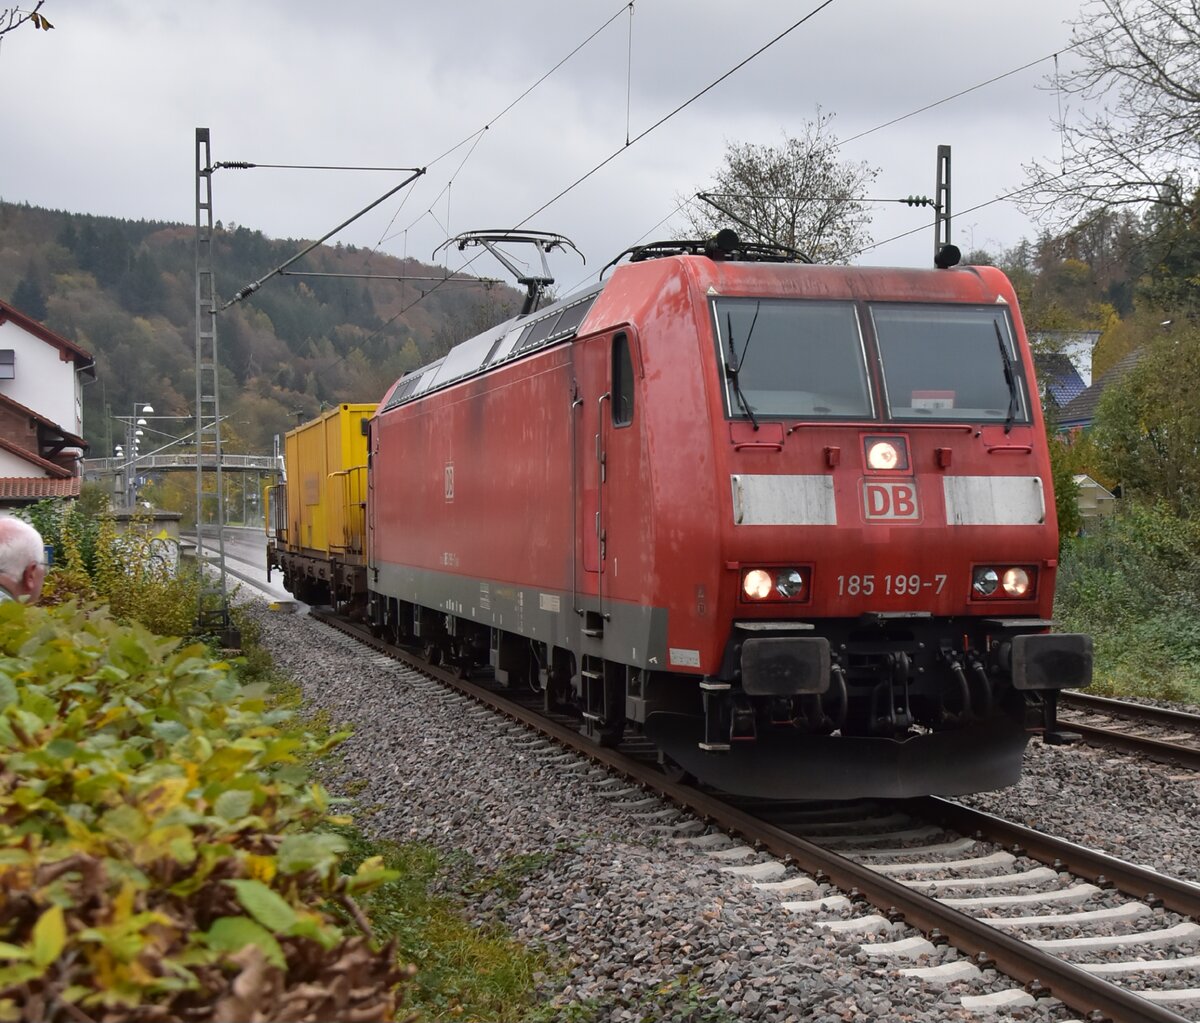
573, 330, 638, 630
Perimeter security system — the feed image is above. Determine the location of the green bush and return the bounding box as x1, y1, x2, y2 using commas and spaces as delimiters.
1055, 502, 1200, 698
0, 601, 407, 1022
21, 489, 109, 579
20, 498, 201, 638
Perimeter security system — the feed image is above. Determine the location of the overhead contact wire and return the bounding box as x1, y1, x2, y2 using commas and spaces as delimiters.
375, 2, 634, 249
385, 1, 839, 329
514, 0, 839, 229
841, 29, 1107, 147
625, 2, 634, 146
424, 2, 632, 171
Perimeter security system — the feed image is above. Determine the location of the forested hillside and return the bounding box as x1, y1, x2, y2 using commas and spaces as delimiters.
0, 200, 524, 454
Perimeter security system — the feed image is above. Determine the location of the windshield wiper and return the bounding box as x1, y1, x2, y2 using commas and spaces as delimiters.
994, 319, 1020, 434
725, 306, 761, 430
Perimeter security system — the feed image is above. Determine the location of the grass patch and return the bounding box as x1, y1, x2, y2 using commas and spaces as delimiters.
334, 827, 551, 1022
463, 849, 561, 902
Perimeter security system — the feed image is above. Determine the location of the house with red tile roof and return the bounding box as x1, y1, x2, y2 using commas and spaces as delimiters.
0, 298, 95, 504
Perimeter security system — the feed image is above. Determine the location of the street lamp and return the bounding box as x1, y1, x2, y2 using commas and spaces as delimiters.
120, 403, 155, 509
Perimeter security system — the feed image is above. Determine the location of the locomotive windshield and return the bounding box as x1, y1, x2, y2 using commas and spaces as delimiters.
713, 298, 873, 419
871, 304, 1030, 424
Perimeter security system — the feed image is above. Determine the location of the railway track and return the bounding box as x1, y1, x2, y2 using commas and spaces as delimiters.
311, 609, 1199, 1022
1059, 692, 1200, 772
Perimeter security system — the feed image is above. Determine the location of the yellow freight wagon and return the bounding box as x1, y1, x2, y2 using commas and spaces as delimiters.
266, 403, 374, 607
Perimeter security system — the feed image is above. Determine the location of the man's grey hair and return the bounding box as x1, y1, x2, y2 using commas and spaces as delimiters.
0, 517, 45, 579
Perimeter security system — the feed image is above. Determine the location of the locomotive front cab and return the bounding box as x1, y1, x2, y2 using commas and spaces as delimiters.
648, 262, 1093, 798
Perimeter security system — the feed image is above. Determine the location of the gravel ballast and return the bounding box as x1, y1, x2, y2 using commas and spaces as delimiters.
244, 602, 1195, 1022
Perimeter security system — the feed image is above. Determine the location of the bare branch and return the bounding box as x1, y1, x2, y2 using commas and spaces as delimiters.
1, 1, 52, 37
675, 111, 879, 264
1022, 0, 1198, 227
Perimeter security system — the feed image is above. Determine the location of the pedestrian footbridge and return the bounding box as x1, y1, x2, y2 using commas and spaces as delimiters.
85, 453, 278, 477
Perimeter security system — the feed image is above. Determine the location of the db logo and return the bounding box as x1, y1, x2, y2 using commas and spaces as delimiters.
862, 480, 920, 521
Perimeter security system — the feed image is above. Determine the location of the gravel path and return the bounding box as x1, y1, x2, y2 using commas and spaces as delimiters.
243, 601, 1196, 1022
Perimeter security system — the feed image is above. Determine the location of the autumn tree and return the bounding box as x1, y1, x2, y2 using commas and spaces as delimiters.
1138, 189, 1200, 315
1090, 320, 1200, 515
678, 112, 878, 264
1022, 0, 1199, 227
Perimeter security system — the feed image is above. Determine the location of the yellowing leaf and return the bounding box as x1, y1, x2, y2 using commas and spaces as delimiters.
32, 905, 66, 968
205, 746, 255, 777
346, 855, 400, 894
243, 854, 276, 883
141, 776, 190, 819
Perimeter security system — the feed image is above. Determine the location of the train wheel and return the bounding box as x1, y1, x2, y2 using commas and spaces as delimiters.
422, 641, 443, 666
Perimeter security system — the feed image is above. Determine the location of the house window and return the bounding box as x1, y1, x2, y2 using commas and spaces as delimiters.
0, 350, 13, 380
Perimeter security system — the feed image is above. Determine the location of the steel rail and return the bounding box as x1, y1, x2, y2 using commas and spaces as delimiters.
1062, 691, 1200, 730
310, 611, 1192, 1023
1064, 721, 1200, 771
917, 797, 1200, 920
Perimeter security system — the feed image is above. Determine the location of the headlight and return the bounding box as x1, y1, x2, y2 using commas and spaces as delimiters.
1002, 567, 1031, 597
972, 565, 1036, 599
743, 569, 774, 600
741, 567, 809, 602
867, 440, 899, 470
864, 435, 910, 472
776, 568, 805, 598
972, 567, 999, 597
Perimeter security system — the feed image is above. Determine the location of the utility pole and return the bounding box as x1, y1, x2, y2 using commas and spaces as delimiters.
934, 144, 952, 259
194, 128, 235, 645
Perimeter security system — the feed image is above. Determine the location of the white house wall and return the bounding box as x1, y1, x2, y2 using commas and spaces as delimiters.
0, 447, 49, 477
0, 318, 83, 434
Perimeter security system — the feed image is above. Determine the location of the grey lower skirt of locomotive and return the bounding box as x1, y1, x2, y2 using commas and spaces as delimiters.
356, 579, 1091, 799
641, 614, 1092, 800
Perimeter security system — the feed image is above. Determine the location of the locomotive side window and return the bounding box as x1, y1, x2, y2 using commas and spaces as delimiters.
871, 305, 1030, 425
612, 332, 634, 427
712, 299, 872, 419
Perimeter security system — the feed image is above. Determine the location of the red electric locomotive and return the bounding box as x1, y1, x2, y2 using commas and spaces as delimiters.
365, 231, 1092, 799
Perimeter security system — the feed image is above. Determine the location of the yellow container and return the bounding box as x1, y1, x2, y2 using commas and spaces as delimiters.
282, 404, 374, 558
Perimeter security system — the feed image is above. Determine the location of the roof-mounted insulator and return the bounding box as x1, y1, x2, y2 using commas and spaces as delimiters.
601, 228, 809, 277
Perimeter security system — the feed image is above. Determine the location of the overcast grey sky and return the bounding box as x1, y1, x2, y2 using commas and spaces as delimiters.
1, 1, 1085, 293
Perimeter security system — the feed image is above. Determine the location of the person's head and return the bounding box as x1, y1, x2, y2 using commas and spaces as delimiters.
0, 516, 47, 604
